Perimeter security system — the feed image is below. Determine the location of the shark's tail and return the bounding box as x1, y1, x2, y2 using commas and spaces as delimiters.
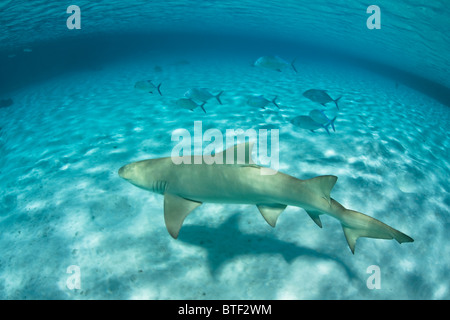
303, 177, 414, 253
331, 200, 414, 254
215, 91, 223, 105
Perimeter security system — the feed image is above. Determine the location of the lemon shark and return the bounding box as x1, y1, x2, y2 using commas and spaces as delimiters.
118, 143, 413, 253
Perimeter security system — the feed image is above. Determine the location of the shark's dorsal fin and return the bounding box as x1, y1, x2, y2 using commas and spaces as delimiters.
164, 193, 202, 239
257, 203, 287, 227
215, 142, 255, 165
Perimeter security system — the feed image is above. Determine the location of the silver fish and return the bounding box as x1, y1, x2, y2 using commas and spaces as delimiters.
184, 88, 223, 105
290, 115, 322, 132
309, 109, 337, 133
254, 55, 297, 73
290, 114, 333, 135
247, 95, 279, 109
176, 98, 206, 113
135, 80, 162, 96
303, 89, 341, 109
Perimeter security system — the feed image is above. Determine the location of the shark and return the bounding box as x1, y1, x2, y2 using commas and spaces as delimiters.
118, 142, 413, 254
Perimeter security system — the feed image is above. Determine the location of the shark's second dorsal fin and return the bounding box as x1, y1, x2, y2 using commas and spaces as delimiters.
304, 175, 337, 206
215, 142, 255, 165
164, 193, 202, 239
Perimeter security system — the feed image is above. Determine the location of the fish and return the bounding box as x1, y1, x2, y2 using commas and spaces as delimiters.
118, 142, 413, 254
0, 98, 13, 108
134, 80, 162, 96
247, 95, 279, 109
309, 109, 337, 134
303, 89, 341, 109
176, 98, 207, 113
184, 88, 223, 105
254, 55, 297, 73
290, 115, 324, 133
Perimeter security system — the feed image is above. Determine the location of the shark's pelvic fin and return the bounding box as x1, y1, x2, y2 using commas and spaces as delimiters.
306, 210, 323, 228
257, 204, 287, 227
164, 193, 202, 239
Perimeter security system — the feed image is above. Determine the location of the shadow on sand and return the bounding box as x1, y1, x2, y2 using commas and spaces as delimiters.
178, 213, 359, 281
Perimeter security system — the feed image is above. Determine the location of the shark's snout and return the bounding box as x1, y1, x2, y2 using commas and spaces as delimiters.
118, 165, 128, 179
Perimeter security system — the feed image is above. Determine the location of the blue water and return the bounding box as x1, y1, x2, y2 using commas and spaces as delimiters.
0, 1, 449, 300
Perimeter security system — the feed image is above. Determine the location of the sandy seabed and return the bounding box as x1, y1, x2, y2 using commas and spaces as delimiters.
0, 52, 449, 299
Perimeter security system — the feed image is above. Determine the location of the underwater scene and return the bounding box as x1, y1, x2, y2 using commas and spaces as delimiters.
0, 1, 449, 300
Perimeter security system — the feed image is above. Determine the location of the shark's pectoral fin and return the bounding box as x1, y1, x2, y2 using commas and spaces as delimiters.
306, 210, 323, 228
257, 204, 287, 227
164, 193, 202, 239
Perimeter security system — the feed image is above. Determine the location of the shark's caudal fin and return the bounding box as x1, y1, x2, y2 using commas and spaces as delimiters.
339, 207, 414, 254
